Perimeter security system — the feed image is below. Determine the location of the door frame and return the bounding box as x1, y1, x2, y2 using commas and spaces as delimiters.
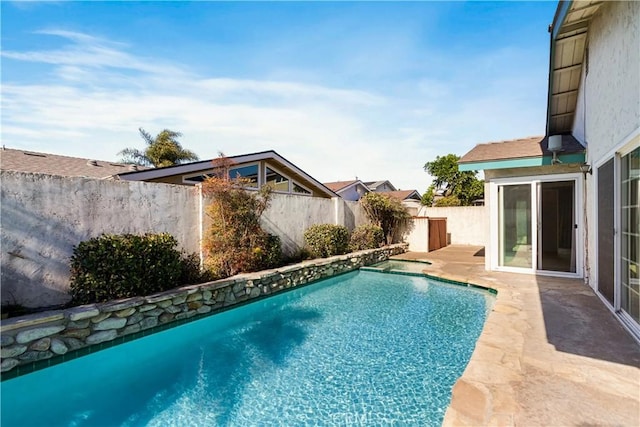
489, 172, 584, 278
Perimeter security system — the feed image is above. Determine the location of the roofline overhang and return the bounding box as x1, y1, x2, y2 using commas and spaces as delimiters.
118, 150, 337, 198
546, 0, 573, 136
458, 152, 586, 171
334, 180, 371, 194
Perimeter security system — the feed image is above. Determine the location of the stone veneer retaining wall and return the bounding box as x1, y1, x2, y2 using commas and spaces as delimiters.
0, 244, 407, 377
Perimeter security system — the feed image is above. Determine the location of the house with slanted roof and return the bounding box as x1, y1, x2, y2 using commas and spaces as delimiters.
117, 150, 336, 198
460, 0, 639, 339
0, 147, 145, 178
363, 180, 397, 193
1, 148, 336, 199
322, 180, 370, 201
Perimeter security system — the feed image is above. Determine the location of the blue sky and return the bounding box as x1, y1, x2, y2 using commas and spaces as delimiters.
2, 1, 558, 191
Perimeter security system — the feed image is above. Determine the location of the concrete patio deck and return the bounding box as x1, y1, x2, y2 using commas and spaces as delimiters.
394, 245, 640, 427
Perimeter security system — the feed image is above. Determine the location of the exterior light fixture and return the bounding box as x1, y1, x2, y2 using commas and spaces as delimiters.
579, 163, 592, 176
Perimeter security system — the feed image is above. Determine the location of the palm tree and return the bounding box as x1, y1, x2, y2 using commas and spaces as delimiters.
119, 128, 199, 167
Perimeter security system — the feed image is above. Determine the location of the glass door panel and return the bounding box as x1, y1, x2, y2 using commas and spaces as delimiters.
621, 147, 640, 324
538, 181, 576, 272
499, 184, 532, 268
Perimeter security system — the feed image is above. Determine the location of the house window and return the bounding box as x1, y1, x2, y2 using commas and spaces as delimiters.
183, 163, 259, 188
265, 167, 290, 192
230, 164, 259, 188
621, 147, 640, 324
292, 182, 312, 195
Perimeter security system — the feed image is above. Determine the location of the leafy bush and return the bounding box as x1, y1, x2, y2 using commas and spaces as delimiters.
360, 192, 411, 244
202, 154, 282, 278
349, 224, 384, 251
304, 224, 350, 258
434, 195, 462, 207
70, 233, 204, 304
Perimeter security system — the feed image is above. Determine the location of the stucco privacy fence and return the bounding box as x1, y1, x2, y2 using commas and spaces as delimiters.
0, 244, 407, 377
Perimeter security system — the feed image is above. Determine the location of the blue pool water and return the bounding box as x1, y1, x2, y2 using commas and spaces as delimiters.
1, 271, 493, 426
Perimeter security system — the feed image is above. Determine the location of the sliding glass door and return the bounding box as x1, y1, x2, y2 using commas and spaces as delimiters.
494, 176, 580, 276
621, 147, 640, 324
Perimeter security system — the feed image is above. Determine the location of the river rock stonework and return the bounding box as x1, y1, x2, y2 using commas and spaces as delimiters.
0, 244, 407, 374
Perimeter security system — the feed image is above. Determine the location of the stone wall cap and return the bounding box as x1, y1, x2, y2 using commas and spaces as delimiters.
66, 306, 100, 322
1, 311, 65, 333
100, 297, 145, 312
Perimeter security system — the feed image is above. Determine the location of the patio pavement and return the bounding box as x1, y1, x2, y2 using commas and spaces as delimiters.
394, 245, 640, 427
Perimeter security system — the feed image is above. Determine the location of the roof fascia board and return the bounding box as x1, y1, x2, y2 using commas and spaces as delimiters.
459, 152, 586, 171
546, 0, 574, 135
265, 151, 337, 197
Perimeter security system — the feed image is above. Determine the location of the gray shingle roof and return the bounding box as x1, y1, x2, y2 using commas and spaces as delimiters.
459, 135, 585, 164
0, 148, 145, 178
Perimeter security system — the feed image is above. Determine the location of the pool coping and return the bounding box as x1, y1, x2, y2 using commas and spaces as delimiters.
393, 247, 640, 427
0, 244, 408, 380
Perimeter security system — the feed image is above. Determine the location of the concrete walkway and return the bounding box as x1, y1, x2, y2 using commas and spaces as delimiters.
395, 246, 640, 427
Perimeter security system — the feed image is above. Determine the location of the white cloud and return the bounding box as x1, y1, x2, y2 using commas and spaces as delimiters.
1, 29, 548, 192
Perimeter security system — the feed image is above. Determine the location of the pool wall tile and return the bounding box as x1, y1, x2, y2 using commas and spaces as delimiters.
0, 243, 408, 379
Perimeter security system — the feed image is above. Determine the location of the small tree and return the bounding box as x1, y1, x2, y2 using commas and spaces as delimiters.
360, 192, 411, 244
423, 154, 484, 206
202, 154, 281, 278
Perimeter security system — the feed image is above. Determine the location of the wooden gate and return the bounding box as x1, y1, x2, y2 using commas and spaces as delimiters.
428, 217, 447, 251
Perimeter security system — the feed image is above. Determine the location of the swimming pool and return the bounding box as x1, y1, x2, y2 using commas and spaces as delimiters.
1, 270, 493, 426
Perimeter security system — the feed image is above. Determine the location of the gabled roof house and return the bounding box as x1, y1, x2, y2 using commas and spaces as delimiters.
322, 180, 370, 201
363, 180, 397, 193
460, 0, 639, 339
1, 148, 336, 199
117, 150, 337, 198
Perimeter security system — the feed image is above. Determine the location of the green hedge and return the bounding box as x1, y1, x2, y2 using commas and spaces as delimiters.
349, 224, 384, 251
70, 233, 206, 305
303, 224, 350, 258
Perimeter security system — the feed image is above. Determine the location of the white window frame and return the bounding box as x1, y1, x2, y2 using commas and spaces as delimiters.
489, 172, 583, 278
264, 164, 292, 194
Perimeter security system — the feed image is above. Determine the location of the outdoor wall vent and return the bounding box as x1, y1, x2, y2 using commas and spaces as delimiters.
548, 135, 563, 164
87, 160, 98, 166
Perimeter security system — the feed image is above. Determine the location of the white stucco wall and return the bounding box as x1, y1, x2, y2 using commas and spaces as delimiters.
260, 194, 368, 255
405, 218, 429, 252
414, 206, 487, 247
1, 172, 200, 308
581, 1, 640, 287
581, 1, 640, 162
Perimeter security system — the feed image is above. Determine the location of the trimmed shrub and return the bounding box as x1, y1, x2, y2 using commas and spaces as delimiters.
360, 192, 411, 244
304, 224, 350, 258
69, 233, 203, 304
349, 224, 384, 251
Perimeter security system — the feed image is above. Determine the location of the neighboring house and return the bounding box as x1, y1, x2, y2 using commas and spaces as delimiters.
459, 0, 639, 338
117, 150, 337, 198
385, 190, 423, 215
0, 147, 144, 178
363, 180, 397, 193
323, 180, 370, 201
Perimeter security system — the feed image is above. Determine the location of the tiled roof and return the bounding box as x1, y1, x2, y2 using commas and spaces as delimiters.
384, 190, 421, 201
459, 135, 585, 164
323, 180, 359, 192
0, 148, 145, 178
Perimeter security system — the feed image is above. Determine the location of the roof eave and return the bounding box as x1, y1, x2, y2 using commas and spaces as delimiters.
459, 152, 586, 171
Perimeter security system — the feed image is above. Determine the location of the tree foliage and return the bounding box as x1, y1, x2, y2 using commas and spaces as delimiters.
360, 192, 411, 244
119, 128, 199, 167
303, 224, 350, 258
423, 154, 484, 206
69, 233, 206, 305
202, 154, 281, 278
